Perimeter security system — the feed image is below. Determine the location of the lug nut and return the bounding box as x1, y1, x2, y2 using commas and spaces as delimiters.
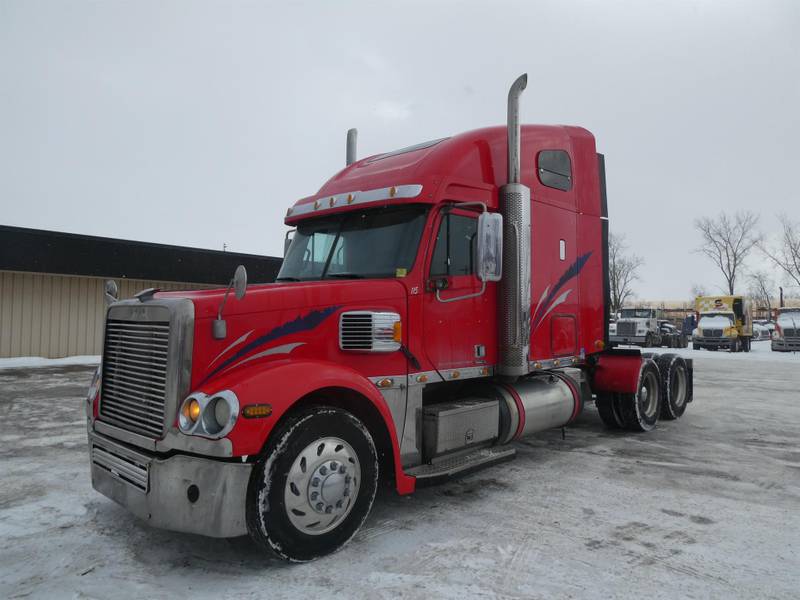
343, 488, 350, 497
330, 461, 338, 470
310, 492, 318, 500
339, 465, 346, 474
336, 500, 343, 508
325, 505, 333, 514
320, 466, 328, 475
316, 502, 324, 511
311, 477, 320, 487
344, 475, 351, 484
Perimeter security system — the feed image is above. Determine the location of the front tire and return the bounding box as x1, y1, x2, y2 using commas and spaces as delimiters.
246, 407, 379, 562
617, 359, 662, 432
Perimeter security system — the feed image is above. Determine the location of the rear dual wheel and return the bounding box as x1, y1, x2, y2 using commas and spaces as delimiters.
654, 354, 689, 420
617, 359, 662, 432
596, 359, 662, 432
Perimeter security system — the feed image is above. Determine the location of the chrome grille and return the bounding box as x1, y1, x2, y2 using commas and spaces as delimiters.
616, 322, 637, 336
339, 311, 401, 352
91, 442, 149, 492
100, 319, 169, 437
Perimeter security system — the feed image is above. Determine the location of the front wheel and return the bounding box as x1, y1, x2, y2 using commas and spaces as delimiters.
246, 407, 379, 562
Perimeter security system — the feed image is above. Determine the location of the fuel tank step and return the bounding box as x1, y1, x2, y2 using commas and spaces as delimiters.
406, 446, 517, 486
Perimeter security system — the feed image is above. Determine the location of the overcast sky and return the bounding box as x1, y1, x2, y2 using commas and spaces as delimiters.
1, 0, 798, 299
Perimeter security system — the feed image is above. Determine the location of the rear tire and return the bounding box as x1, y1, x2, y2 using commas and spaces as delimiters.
617, 359, 662, 432
654, 354, 689, 420
596, 392, 625, 429
246, 406, 379, 562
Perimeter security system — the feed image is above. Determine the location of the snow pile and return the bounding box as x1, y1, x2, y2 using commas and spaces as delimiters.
0, 355, 100, 370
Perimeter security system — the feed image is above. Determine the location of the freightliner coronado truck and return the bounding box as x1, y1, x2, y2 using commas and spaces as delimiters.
86, 75, 694, 561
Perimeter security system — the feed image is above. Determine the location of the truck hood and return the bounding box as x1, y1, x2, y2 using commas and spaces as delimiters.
155, 279, 409, 389
156, 279, 407, 321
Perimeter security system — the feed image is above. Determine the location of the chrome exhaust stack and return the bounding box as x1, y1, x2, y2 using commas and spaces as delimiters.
346, 128, 358, 166
498, 74, 531, 379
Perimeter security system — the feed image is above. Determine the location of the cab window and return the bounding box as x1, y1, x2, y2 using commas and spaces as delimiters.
430, 213, 477, 276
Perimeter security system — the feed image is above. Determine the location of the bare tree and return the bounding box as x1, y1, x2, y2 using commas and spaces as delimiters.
748, 271, 774, 314
609, 232, 644, 315
690, 283, 708, 299
759, 214, 800, 287
694, 211, 761, 294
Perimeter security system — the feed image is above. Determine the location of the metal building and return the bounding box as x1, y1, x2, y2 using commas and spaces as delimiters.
0, 225, 281, 358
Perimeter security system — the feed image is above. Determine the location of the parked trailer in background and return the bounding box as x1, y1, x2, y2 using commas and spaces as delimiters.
85, 75, 695, 562
693, 295, 753, 352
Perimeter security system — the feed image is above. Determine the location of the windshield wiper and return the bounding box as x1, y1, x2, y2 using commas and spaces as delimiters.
325, 273, 366, 279
275, 277, 302, 282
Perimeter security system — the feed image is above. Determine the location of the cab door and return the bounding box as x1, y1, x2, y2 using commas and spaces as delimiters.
422, 207, 497, 371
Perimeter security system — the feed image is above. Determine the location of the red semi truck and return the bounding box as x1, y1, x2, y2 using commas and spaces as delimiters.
86, 75, 693, 561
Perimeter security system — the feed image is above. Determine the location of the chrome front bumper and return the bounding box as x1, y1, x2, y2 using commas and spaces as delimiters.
772, 339, 800, 352
609, 335, 647, 345
693, 337, 731, 348
89, 432, 252, 538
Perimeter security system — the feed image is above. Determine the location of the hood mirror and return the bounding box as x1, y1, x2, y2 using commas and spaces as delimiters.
233, 265, 248, 300
213, 265, 248, 340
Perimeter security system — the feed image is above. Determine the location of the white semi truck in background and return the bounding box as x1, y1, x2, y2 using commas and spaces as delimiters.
772, 307, 800, 352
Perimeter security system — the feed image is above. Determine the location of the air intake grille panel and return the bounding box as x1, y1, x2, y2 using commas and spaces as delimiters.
616, 322, 637, 336
100, 319, 169, 437
339, 311, 401, 352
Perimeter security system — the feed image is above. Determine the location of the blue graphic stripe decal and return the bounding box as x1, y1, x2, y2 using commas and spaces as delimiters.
200, 305, 340, 385
532, 252, 592, 330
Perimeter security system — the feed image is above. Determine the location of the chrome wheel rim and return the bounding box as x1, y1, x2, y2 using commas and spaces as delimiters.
641, 371, 659, 419
284, 437, 361, 536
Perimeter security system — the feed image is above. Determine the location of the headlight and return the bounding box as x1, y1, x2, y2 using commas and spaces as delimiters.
178, 391, 239, 438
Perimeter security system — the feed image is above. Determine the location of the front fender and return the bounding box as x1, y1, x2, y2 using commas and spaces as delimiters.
195, 358, 415, 495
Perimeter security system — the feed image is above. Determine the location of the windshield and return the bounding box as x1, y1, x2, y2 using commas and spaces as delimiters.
620, 309, 653, 319
278, 205, 429, 281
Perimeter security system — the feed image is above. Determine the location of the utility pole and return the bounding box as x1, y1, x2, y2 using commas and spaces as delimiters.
780, 286, 784, 308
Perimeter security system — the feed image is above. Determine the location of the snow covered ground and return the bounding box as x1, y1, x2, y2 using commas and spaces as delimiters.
0, 355, 100, 370
1, 352, 798, 599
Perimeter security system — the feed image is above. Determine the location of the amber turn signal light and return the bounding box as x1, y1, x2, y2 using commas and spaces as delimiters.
242, 404, 273, 419
182, 398, 201, 422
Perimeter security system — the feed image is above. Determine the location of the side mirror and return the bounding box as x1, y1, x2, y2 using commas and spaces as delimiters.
476, 212, 503, 282
233, 265, 247, 300
284, 229, 295, 258
104, 280, 119, 305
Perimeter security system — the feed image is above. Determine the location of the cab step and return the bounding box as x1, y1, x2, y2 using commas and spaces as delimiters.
407, 446, 517, 486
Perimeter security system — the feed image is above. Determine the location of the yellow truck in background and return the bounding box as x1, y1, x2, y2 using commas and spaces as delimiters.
693, 295, 753, 352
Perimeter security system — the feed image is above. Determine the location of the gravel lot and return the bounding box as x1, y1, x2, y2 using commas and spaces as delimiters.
1, 346, 798, 599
